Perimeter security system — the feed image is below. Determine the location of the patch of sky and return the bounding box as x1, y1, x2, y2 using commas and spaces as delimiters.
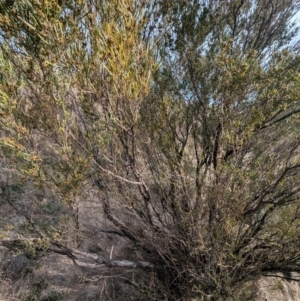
290, 9, 300, 47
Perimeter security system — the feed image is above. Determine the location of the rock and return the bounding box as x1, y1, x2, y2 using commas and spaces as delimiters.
76, 289, 100, 301
10, 216, 27, 227
51, 274, 68, 284
257, 272, 300, 301
11, 254, 29, 276
40, 290, 64, 301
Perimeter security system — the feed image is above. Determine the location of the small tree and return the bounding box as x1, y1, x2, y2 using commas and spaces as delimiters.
1, 0, 300, 300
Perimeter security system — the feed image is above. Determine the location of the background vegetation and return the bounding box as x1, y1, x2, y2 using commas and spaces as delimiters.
1, 0, 300, 300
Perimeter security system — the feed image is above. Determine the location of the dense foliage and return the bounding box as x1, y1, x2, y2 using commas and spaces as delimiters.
1, 0, 300, 300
